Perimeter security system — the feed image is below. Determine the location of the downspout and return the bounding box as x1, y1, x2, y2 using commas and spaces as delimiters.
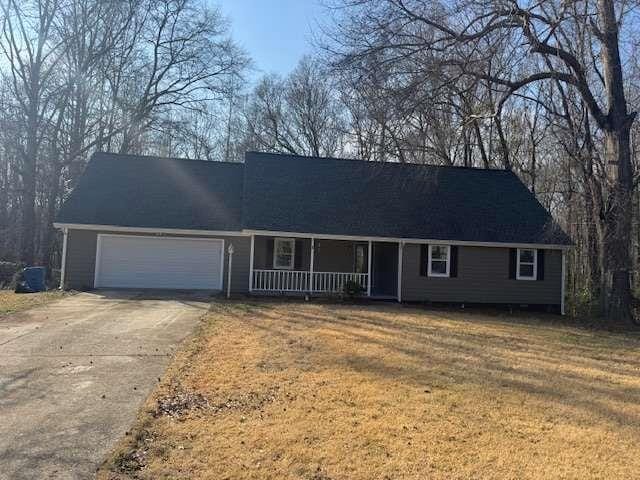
309, 237, 315, 297
367, 240, 373, 297
227, 243, 234, 299
248, 235, 254, 293
59, 228, 68, 290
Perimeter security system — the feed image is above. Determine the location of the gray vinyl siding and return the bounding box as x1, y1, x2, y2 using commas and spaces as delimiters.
65, 229, 563, 303
252, 236, 363, 272
64, 229, 250, 293
223, 236, 251, 293
65, 230, 98, 290
315, 239, 364, 272
401, 244, 562, 305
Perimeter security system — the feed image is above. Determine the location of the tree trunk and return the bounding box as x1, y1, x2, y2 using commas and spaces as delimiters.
21, 123, 38, 265
602, 126, 635, 323
494, 115, 511, 170
41, 154, 63, 273
530, 138, 537, 194
0, 152, 8, 230
473, 119, 490, 168
582, 115, 603, 303
597, 0, 636, 324
584, 183, 602, 299
463, 127, 470, 167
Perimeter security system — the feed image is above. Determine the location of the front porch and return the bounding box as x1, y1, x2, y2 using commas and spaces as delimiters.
248, 235, 401, 298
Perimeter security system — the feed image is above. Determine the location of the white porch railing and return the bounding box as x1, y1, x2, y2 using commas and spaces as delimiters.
311, 272, 368, 293
252, 270, 368, 294
252, 270, 310, 292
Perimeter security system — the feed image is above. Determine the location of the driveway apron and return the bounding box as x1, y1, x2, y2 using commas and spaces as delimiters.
0, 291, 207, 480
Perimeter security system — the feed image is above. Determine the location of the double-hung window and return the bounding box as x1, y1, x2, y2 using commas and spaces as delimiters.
273, 238, 295, 269
516, 248, 537, 280
428, 245, 450, 277
354, 244, 367, 273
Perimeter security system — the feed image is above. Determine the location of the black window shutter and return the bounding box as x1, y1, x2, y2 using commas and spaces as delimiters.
267, 238, 274, 267
450, 246, 458, 277
294, 239, 304, 270
537, 249, 545, 281
420, 244, 428, 276
508, 248, 517, 279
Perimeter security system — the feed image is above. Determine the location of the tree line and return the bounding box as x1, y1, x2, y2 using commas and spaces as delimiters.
1, 0, 638, 325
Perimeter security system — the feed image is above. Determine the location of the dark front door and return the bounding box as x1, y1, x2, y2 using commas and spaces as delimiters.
371, 242, 398, 297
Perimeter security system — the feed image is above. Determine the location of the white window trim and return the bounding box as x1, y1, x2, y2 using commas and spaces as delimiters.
273, 237, 295, 270
428, 244, 450, 277
516, 248, 537, 280
353, 243, 367, 273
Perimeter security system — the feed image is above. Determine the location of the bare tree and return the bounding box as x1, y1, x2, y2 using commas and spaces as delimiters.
245, 57, 345, 157
324, 0, 638, 324
117, 0, 248, 154
0, 0, 65, 264
0, 0, 249, 274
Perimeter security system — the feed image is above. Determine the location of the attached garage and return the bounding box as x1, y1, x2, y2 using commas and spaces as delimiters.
94, 234, 224, 290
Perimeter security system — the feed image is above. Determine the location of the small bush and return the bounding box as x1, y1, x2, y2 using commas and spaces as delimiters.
343, 279, 365, 299
0, 261, 22, 289
566, 287, 601, 319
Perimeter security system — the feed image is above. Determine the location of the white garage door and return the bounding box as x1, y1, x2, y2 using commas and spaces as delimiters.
95, 235, 224, 290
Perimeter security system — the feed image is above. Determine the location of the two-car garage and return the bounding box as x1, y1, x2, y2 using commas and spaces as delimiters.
93, 234, 224, 290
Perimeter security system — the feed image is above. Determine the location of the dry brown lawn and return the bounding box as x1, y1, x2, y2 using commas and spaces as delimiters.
0, 289, 65, 315
100, 301, 640, 480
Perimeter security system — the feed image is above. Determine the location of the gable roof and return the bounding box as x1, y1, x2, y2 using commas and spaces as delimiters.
243, 152, 570, 245
57, 152, 244, 231
57, 151, 571, 246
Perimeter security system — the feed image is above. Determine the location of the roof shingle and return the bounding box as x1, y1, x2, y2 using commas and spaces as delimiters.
242, 152, 571, 245
57, 151, 571, 245
57, 152, 244, 231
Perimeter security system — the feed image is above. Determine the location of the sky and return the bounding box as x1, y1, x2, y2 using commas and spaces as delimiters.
217, 0, 325, 80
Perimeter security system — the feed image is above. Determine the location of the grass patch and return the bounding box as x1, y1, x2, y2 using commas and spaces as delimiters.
0, 289, 66, 315
99, 301, 640, 479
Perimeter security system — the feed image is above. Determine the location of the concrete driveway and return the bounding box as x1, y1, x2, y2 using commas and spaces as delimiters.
0, 291, 208, 480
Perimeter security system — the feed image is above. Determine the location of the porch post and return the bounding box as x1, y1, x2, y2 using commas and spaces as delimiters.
248, 235, 255, 292
367, 240, 372, 297
397, 241, 403, 302
309, 237, 315, 293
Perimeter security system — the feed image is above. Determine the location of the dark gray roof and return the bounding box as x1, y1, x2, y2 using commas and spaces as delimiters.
57, 152, 243, 231
57, 151, 571, 245
243, 152, 571, 245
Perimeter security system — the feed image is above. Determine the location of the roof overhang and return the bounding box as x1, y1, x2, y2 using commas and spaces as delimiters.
53, 223, 247, 237
243, 229, 572, 250
54, 223, 571, 250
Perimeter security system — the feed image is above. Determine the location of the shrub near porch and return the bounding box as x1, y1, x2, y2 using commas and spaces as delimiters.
101, 302, 640, 480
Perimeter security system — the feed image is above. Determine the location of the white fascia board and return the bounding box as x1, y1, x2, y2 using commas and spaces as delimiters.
242, 229, 571, 250
53, 223, 571, 250
53, 223, 247, 237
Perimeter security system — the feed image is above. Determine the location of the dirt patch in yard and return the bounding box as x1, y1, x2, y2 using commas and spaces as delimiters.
0, 289, 66, 316
99, 301, 640, 479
